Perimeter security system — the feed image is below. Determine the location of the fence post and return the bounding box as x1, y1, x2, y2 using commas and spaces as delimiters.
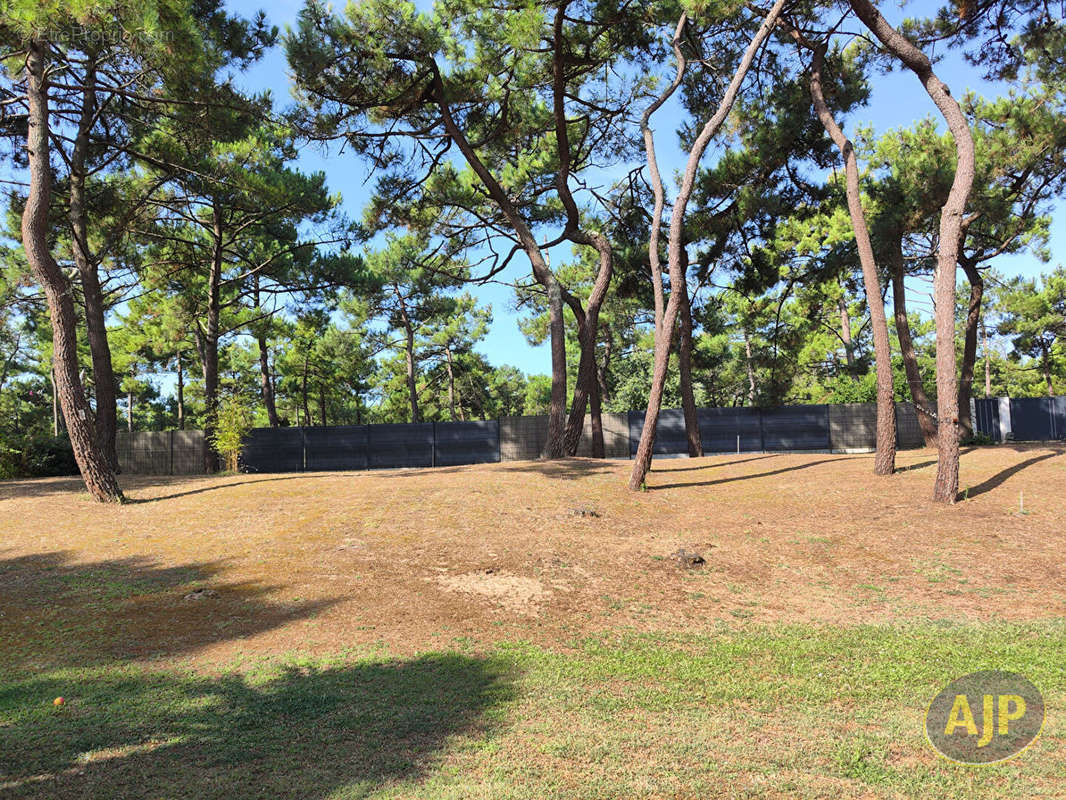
169, 429, 174, 475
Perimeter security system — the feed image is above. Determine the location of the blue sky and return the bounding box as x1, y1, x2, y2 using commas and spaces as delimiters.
230, 1, 1063, 376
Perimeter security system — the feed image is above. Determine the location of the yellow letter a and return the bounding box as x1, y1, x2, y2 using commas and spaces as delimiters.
945, 694, 978, 736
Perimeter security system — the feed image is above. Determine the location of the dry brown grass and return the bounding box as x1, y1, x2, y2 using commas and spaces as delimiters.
3, 444, 1064, 668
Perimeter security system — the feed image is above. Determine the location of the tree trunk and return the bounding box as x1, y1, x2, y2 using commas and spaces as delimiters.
127, 382, 133, 433
677, 274, 702, 457
201, 201, 223, 473
888, 235, 938, 447
68, 55, 119, 471
257, 333, 279, 427
254, 279, 279, 427
743, 327, 757, 405
176, 351, 185, 430
431, 71, 566, 458
957, 256, 984, 439
561, 237, 612, 458
20, 42, 122, 502
561, 298, 601, 458
318, 383, 328, 427
629, 0, 786, 491
810, 43, 896, 474
848, 0, 976, 504
445, 346, 458, 421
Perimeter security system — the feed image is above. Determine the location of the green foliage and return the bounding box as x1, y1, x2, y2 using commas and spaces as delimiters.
210, 395, 254, 472
0, 432, 77, 478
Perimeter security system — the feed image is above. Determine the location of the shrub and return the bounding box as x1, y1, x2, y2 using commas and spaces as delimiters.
210, 396, 254, 472
0, 433, 78, 478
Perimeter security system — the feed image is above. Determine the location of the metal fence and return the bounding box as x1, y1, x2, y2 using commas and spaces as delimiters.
974, 396, 1066, 442
115, 395, 1065, 475
116, 430, 205, 475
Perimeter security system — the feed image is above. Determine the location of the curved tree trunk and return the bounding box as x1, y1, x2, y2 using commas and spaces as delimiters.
888, 236, 938, 447
809, 43, 896, 474
629, 0, 786, 491
20, 42, 123, 503
849, 0, 976, 502
561, 238, 611, 458
200, 202, 223, 473
68, 55, 119, 472
431, 69, 566, 458
257, 332, 279, 427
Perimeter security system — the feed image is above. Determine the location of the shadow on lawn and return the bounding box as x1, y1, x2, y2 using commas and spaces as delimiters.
962, 449, 1061, 500
649, 453, 781, 473
126, 474, 327, 503
0, 551, 338, 674
647, 457, 860, 491
494, 458, 615, 480
0, 653, 513, 800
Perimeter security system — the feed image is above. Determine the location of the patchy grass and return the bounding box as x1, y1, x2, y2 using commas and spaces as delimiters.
1, 624, 1063, 798
1, 445, 1065, 796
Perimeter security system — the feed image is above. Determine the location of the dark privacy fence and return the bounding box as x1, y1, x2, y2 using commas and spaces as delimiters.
116, 396, 1065, 475
241, 420, 501, 473
973, 396, 1066, 443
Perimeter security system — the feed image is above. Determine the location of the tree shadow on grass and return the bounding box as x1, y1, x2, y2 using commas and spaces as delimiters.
125, 474, 327, 504
961, 449, 1061, 501
893, 448, 977, 474
0, 476, 90, 501
0, 652, 514, 800
649, 454, 781, 473
0, 551, 338, 674
494, 458, 616, 481
647, 457, 861, 491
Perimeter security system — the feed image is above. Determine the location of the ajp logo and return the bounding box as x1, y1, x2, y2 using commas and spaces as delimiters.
925, 670, 1044, 764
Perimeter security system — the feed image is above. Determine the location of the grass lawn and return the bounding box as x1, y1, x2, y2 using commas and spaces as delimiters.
2, 445, 1064, 798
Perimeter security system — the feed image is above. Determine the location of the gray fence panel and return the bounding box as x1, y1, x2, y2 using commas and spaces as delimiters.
499, 415, 547, 461
435, 421, 500, 466
762, 405, 830, 450
973, 399, 1001, 441
1010, 397, 1058, 440
895, 403, 925, 449
242, 427, 304, 473
128, 431, 170, 474
1055, 397, 1066, 440
629, 408, 688, 455
304, 425, 369, 471
368, 423, 434, 469
829, 403, 877, 451
575, 411, 631, 458
698, 407, 763, 453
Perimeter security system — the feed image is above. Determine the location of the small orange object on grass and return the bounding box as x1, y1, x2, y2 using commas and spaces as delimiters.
53, 697, 65, 707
